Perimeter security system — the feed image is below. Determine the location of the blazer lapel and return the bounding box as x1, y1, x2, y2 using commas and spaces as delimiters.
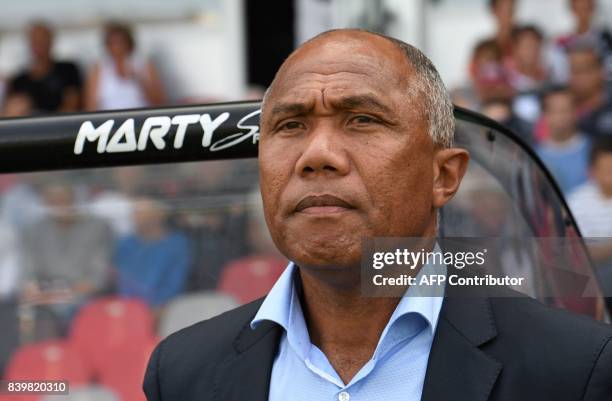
214, 320, 282, 401
421, 291, 502, 401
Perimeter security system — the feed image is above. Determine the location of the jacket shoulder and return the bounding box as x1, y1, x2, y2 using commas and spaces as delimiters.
144, 298, 266, 401
488, 290, 612, 344
485, 291, 612, 398
160, 297, 264, 360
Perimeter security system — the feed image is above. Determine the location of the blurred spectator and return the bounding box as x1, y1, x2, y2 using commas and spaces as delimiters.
84, 22, 165, 111
0, 173, 45, 231
481, 97, 533, 144
88, 166, 144, 237
7, 21, 82, 113
469, 39, 514, 104
569, 45, 612, 137
114, 198, 190, 307
20, 183, 113, 328
1, 91, 34, 117
506, 25, 551, 124
569, 137, 612, 237
551, 0, 612, 84
0, 223, 20, 300
488, 0, 517, 59
569, 137, 612, 298
507, 25, 550, 93
536, 86, 590, 194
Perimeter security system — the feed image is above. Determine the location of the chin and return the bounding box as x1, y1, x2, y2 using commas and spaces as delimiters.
285, 240, 362, 269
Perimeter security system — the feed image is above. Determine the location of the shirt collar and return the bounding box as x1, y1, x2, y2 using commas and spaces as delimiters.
251, 244, 446, 335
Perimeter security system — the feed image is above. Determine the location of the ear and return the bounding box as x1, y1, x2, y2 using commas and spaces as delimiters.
432, 148, 470, 209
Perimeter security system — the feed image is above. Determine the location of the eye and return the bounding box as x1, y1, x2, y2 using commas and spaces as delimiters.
349, 115, 379, 125
278, 121, 305, 132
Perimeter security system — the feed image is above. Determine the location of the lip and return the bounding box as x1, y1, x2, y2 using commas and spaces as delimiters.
295, 194, 354, 214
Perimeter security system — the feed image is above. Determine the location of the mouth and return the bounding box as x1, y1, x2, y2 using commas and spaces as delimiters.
295, 194, 355, 215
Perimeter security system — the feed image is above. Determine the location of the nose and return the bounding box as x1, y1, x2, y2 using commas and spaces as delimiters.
294, 122, 350, 178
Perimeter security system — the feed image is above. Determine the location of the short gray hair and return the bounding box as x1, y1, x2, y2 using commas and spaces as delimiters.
262, 29, 455, 148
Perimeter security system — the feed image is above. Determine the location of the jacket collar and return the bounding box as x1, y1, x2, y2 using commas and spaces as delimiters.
421, 278, 502, 401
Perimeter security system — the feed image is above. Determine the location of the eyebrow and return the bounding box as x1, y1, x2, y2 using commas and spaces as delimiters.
269, 94, 394, 118
270, 102, 310, 117
331, 94, 394, 115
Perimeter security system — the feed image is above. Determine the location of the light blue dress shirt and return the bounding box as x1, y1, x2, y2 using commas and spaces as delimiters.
251, 257, 445, 401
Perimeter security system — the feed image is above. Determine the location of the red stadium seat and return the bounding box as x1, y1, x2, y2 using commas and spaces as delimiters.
2, 339, 91, 401
69, 297, 155, 374
217, 255, 286, 304
97, 337, 160, 401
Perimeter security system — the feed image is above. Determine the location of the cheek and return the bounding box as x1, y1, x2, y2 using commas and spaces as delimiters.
258, 144, 295, 229
358, 141, 434, 236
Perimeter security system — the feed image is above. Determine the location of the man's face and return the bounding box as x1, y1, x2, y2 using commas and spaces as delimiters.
258, 32, 437, 271
544, 92, 576, 139
514, 32, 541, 68
28, 25, 52, 61
493, 0, 515, 28
569, 50, 604, 101
571, 0, 595, 23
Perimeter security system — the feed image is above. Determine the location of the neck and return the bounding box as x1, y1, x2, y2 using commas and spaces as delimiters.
549, 128, 577, 144
298, 267, 401, 383
31, 57, 52, 76
576, 18, 591, 35
140, 226, 166, 241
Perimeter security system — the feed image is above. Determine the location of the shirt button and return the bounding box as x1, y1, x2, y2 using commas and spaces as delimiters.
338, 391, 350, 401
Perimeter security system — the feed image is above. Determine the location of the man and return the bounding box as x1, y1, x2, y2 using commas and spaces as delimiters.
7, 22, 81, 113
488, 0, 516, 59
569, 45, 612, 138
114, 197, 191, 308
536, 86, 590, 194
144, 30, 612, 401
20, 183, 112, 332
21, 183, 113, 297
569, 137, 612, 301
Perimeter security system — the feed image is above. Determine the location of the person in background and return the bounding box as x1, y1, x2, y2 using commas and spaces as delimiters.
84, 22, 165, 111
114, 198, 190, 309
552, 0, 612, 84
507, 25, 550, 94
88, 166, 144, 237
568, 137, 612, 304
20, 183, 113, 330
469, 39, 514, 105
481, 97, 533, 144
487, 0, 517, 59
536, 86, 591, 194
568, 45, 612, 137
21, 183, 113, 297
0, 173, 45, 233
7, 21, 81, 114
506, 25, 552, 124
0, 223, 20, 301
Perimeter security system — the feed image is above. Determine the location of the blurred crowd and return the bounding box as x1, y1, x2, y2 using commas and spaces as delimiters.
0, 21, 166, 117
451, 0, 612, 242
0, 160, 288, 380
